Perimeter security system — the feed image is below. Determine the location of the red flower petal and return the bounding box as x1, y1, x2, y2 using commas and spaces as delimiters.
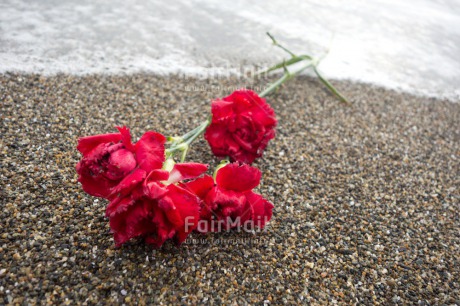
205, 89, 277, 164
109, 199, 154, 247
215, 163, 261, 192
157, 196, 181, 227
167, 162, 208, 184
204, 123, 240, 156
230, 151, 258, 164
246, 192, 273, 229
144, 180, 168, 200
143, 169, 170, 198
115, 126, 135, 151
163, 184, 200, 229
147, 206, 175, 248
211, 100, 234, 120
225, 90, 254, 113
105, 149, 137, 180
183, 175, 215, 199
110, 168, 146, 196
147, 185, 200, 247
145, 169, 170, 182
201, 187, 247, 232
77, 133, 121, 155
76, 160, 119, 198
249, 103, 277, 127
230, 115, 265, 153
239, 200, 253, 225
134, 131, 166, 172
106, 195, 136, 217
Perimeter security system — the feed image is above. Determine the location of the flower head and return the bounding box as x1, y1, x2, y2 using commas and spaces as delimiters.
183, 162, 274, 233
76, 126, 165, 198
204, 90, 277, 164
106, 163, 208, 247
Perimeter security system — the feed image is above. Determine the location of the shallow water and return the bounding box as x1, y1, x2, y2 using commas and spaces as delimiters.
1, 0, 459, 100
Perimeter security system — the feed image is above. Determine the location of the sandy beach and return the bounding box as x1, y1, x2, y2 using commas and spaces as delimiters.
1, 73, 459, 304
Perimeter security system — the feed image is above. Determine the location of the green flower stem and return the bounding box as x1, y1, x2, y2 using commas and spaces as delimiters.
259, 61, 313, 98
313, 66, 350, 106
165, 116, 212, 161
180, 146, 189, 163
256, 55, 311, 76
183, 118, 210, 147
259, 73, 290, 98
180, 123, 205, 142
258, 33, 351, 105
267, 32, 298, 58
162, 158, 175, 172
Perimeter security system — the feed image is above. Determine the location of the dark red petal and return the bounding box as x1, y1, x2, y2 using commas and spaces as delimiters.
239, 199, 253, 225
144, 185, 201, 247
230, 150, 258, 164
211, 100, 234, 120
215, 162, 261, 192
106, 195, 136, 217
171, 186, 201, 244
143, 169, 169, 199
115, 126, 135, 151
105, 149, 137, 180
148, 203, 176, 248
224, 90, 252, 112
231, 118, 264, 153
208, 187, 246, 208
204, 123, 227, 151
183, 175, 214, 199
256, 128, 276, 156
157, 196, 182, 227
145, 181, 168, 199
164, 184, 200, 229
76, 161, 118, 198
246, 192, 274, 229
77, 133, 122, 155
197, 187, 246, 232
196, 189, 237, 233
167, 163, 208, 184
204, 123, 240, 156
134, 131, 166, 172
145, 169, 170, 182
206, 187, 246, 220
250, 103, 277, 127
108, 168, 146, 198
232, 133, 257, 153
109, 199, 154, 246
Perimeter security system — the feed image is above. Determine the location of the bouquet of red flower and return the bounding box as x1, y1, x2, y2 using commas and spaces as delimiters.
76, 89, 276, 247
75, 34, 348, 247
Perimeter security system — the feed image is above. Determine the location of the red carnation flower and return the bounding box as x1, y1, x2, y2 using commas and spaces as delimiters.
76, 126, 165, 198
204, 89, 277, 164
183, 162, 274, 233
105, 162, 208, 247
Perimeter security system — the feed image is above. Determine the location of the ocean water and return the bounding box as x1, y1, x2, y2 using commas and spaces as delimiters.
1, 0, 459, 100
